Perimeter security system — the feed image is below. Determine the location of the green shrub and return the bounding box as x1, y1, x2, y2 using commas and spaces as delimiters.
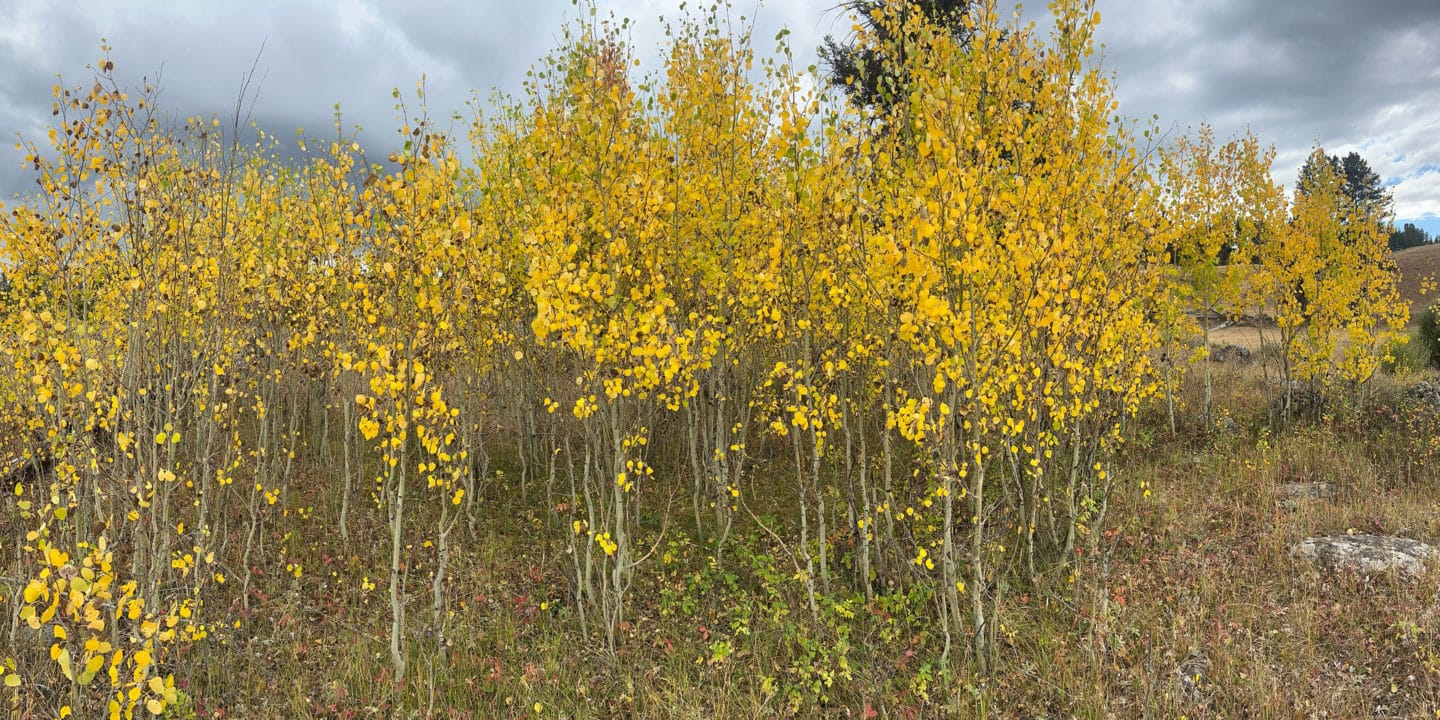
1385, 333, 1430, 374
1418, 303, 1440, 369
1385, 303, 1440, 374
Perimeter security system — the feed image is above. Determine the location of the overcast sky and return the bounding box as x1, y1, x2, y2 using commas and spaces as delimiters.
2, 0, 1438, 234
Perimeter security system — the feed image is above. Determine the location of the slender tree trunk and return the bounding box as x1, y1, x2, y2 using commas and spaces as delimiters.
388, 455, 408, 680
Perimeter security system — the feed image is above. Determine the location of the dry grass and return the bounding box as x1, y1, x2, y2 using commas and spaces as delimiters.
1096, 409, 1440, 717
976, 366, 1440, 718
1207, 324, 1275, 351
1393, 244, 1440, 323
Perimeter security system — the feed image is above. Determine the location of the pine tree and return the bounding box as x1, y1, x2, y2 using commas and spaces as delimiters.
1297, 150, 1391, 224
819, 0, 977, 111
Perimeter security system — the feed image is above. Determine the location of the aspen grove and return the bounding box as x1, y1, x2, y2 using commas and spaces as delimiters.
0, 2, 1413, 717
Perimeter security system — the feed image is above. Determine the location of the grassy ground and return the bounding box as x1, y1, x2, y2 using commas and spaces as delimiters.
1206, 325, 1273, 352
1394, 244, 1440, 323
133, 361, 1440, 720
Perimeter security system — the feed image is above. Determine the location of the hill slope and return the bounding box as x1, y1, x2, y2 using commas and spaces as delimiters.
1393, 243, 1440, 322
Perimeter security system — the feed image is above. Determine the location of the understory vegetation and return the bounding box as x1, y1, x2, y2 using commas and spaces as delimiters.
0, 1, 1430, 718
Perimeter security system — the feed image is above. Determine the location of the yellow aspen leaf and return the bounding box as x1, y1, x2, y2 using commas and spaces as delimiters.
54, 646, 73, 681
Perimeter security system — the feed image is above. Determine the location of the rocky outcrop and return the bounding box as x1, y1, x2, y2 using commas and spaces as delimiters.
1290, 534, 1435, 578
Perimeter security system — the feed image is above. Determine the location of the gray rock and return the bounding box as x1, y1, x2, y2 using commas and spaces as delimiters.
1208, 343, 1253, 364
1290, 534, 1436, 578
1274, 482, 1333, 510
1405, 378, 1440, 413
1174, 649, 1210, 701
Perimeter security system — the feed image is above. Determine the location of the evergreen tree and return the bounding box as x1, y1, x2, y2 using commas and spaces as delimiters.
1389, 222, 1433, 251
1297, 149, 1391, 223
1338, 151, 1389, 220
819, 0, 977, 111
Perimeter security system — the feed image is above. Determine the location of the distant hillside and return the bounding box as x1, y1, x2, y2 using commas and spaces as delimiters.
1392, 243, 1440, 323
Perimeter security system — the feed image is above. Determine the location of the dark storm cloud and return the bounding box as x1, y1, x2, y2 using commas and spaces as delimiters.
2, 0, 1437, 229
0, 0, 831, 199
0, 0, 574, 203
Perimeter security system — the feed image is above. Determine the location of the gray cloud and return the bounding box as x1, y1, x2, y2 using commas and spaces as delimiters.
1077, 0, 1440, 230
2, 0, 1437, 232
